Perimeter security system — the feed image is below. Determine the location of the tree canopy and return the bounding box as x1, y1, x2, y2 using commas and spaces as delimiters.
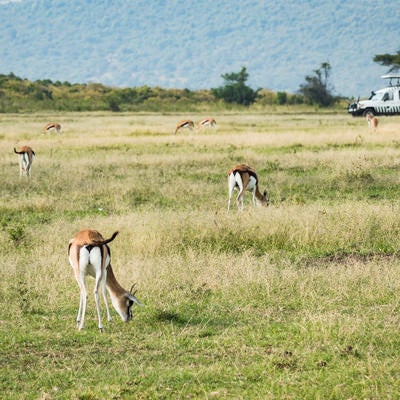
211, 67, 258, 106
298, 62, 335, 107
373, 50, 400, 73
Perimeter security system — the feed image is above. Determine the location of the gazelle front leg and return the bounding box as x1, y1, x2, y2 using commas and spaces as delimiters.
93, 283, 104, 332
252, 187, 257, 206
101, 273, 112, 323
101, 248, 112, 323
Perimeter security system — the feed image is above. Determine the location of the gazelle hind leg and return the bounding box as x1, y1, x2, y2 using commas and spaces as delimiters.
77, 292, 83, 327
77, 277, 88, 330
92, 249, 106, 331
75, 248, 90, 330
228, 173, 237, 211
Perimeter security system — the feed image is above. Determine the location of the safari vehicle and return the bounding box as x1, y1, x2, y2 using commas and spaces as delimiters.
347, 74, 400, 116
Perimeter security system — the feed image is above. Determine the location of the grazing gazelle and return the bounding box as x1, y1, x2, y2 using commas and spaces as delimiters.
68, 229, 142, 331
197, 117, 216, 130
366, 113, 378, 131
174, 119, 194, 134
228, 164, 269, 211
14, 146, 35, 177
42, 122, 62, 135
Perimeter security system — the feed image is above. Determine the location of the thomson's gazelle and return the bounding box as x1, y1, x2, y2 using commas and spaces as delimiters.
228, 164, 269, 211
68, 229, 142, 331
366, 113, 378, 131
14, 146, 35, 177
197, 117, 216, 130
174, 119, 194, 134
43, 122, 62, 135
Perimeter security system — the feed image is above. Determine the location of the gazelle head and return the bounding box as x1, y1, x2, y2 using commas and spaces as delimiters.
261, 189, 269, 207
111, 283, 142, 322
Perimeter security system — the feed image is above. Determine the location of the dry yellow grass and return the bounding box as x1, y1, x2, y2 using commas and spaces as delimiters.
1, 111, 400, 399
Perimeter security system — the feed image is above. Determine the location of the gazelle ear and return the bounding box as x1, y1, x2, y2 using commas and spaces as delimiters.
128, 293, 142, 306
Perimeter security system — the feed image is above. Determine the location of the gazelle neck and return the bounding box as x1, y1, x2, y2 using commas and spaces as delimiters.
106, 264, 126, 297
254, 185, 263, 201
106, 264, 131, 320
255, 184, 268, 206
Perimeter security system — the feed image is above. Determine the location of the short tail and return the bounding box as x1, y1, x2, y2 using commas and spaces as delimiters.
96, 231, 119, 245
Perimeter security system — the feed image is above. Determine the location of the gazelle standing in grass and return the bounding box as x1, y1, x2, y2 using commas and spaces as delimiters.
68, 229, 142, 331
14, 146, 35, 177
42, 122, 62, 135
197, 117, 216, 130
228, 164, 269, 211
174, 119, 194, 134
366, 113, 378, 131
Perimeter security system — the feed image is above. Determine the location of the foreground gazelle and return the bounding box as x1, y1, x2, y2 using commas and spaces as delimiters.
43, 122, 62, 135
197, 117, 216, 130
174, 119, 194, 134
68, 229, 142, 331
366, 113, 378, 131
14, 146, 35, 177
228, 164, 269, 211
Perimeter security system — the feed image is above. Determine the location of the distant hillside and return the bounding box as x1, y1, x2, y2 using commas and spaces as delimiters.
0, 0, 398, 97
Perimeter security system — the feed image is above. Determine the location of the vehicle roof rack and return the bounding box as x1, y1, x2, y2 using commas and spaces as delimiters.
381, 74, 400, 86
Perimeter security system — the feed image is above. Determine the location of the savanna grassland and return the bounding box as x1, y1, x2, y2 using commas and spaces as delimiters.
1, 111, 400, 399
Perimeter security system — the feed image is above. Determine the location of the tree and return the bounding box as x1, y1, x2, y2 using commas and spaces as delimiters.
373, 50, 400, 73
298, 62, 335, 107
211, 67, 258, 106
276, 91, 287, 105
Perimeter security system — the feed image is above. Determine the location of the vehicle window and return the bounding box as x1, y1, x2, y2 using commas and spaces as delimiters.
383, 92, 393, 101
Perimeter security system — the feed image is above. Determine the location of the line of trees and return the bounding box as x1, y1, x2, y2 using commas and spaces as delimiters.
1, 50, 397, 112
0, 71, 303, 113
211, 64, 337, 107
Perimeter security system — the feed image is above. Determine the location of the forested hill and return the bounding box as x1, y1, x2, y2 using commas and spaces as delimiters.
1, 0, 398, 97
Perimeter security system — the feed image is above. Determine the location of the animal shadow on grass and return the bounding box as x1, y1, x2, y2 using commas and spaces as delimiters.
153, 295, 231, 337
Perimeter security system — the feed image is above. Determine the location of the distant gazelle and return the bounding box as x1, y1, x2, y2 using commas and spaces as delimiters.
197, 117, 216, 130
68, 229, 142, 331
174, 119, 194, 134
14, 146, 35, 177
228, 164, 269, 211
366, 113, 378, 131
43, 122, 62, 135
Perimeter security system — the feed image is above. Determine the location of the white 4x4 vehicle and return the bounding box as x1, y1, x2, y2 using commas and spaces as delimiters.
348, 75, 400, 116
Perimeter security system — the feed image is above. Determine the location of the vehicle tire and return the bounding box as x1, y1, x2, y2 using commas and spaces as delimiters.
363, 109, 375, 117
